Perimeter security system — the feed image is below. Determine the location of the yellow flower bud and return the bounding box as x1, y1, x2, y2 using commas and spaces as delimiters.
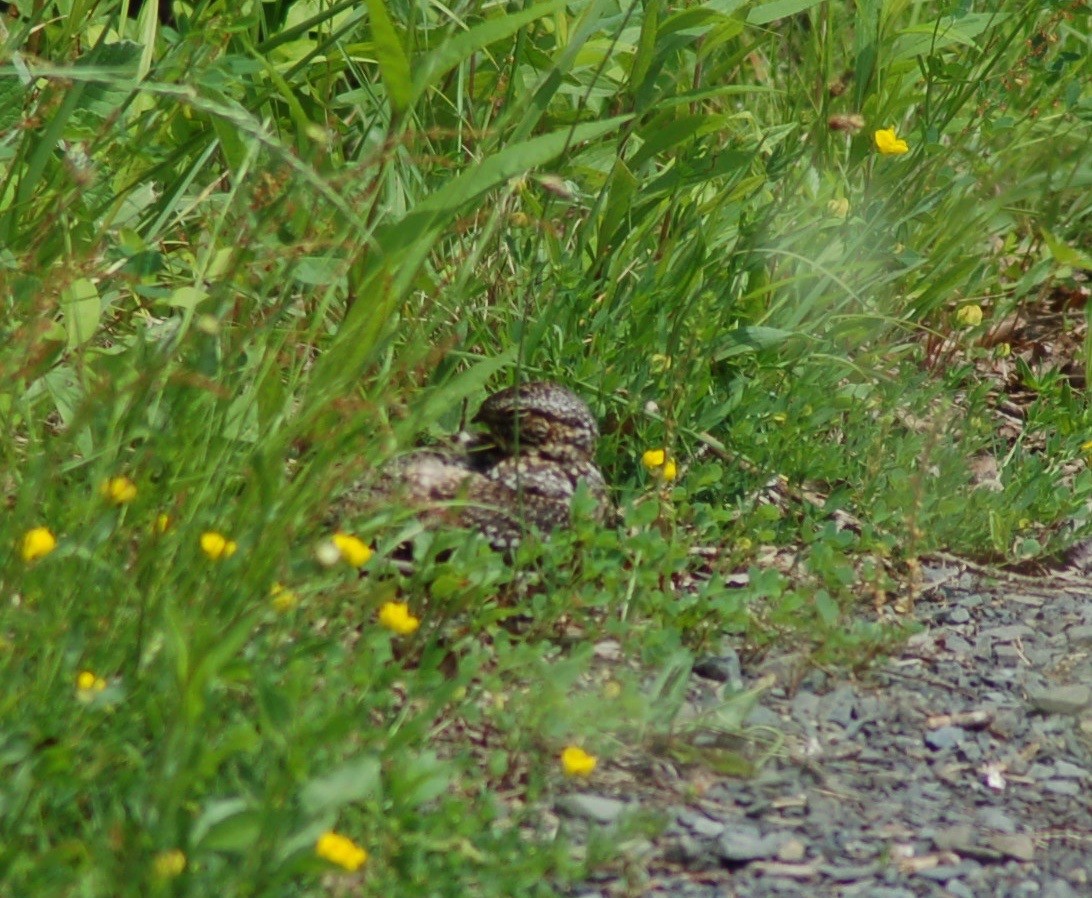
827, 198, 850, 218
270, 582, 299, 613
200, 531, 237, 560
152, 849, 186, 879
21, 527, 57, 562
874, 127, 909, 155
641, 449, 666, 470
560, 746, 598, 778
315, 832, 368, 871
642, 448, 677, 481
332, 533, 372, 567
955, 304, 983, 327
100, 476, 137, 505
378, 601, 420, 636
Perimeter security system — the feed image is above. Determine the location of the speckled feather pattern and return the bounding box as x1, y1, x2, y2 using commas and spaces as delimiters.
472, 381, 600, 462
347, 382, 609, 550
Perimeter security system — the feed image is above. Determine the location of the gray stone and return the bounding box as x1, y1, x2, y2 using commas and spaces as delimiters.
776, 838, 806, 862
818, 862, 882, 882
981, 624, 1034, 641
946, 879, 978, 898
925, 726, 965, 750
1042, 878, 1082, 898
1051, 760, 1087, 779
915, 861, 982, 881
744, 705, 783, 728
716, 825, 782, 862
1043, 779, 1081, 796
944, 634, 975, 655
1066, 623, 1092, 646
988, 833, 1036, 861
556, 793, 629, 824
822, 685, 859, 727
1027, 684, 1092, 714
677, 811, 725, 839
975, 808, 1017, 833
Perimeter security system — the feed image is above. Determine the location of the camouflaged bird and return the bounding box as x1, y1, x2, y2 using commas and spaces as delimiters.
357, 381, 609, 550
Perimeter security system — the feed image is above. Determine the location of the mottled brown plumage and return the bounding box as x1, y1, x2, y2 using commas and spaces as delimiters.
473, 381, 600, 462
343, 381, 609, 550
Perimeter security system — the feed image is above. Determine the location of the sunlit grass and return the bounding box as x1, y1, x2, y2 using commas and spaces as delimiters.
2, 1, 1089, 894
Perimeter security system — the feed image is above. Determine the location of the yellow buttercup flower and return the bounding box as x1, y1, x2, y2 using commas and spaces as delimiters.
315, 831, 368, 871
270, 582, 299, 613
874, 127, 909, 155
200, 531, 237, 560
955, 304, 983, 327
827, 198, 850, 218
153, 513, 172, 534
76, 670, 107, 696
100, 476, 137, 505
641, 449, 666, 470
21, 527, 57, 562
560, 746, 598, 778
152, 849, 187, 879
378, 601, 420, 636
641, 448, 677, 481
332, 533, 372, 568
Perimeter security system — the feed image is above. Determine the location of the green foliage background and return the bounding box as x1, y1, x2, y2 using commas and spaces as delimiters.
1, 0, 1089, 894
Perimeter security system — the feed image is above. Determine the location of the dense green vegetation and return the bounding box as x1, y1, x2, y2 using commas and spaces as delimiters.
1, 0, 1089, 894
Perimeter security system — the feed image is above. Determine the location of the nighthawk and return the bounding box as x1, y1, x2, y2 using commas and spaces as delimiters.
348, 381, 609, 551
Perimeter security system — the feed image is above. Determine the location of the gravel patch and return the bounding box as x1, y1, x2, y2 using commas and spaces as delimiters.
558, 568, 1092, 896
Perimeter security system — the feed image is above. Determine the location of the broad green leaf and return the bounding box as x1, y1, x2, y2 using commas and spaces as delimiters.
412, 354, 514, 425
412, 0, 569, 104
747, 0, 824, 26
223, 393, 260, 442
625, 499, 661, 529
300, 756, 382, 815
596, 160, 638, 258
192, 799, 262, 852
814, 590, 840, 627
367, 0, 414, 114
386, 115, 632, 245
135, 0, 158, 79
60, 278, 101, 349
0, 71, 26, 132
627, 0, 660, 94
510, 0, 610, 142
891, 13, 1001, 61
713, 326, 795, 361
68, 41, 143, 133
1043, 229, 1092, 270
854, 0, 881, 105
629, 113, 726, 168
211, 108, 251, 175
386, 751, 451, 808
357, 115, 632, 301
166, 286, 209, 310
661, 6, 734, 37
293, 256, 345, 286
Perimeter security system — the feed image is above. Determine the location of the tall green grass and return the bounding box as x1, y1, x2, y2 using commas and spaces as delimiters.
1, 1, 1090, 893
